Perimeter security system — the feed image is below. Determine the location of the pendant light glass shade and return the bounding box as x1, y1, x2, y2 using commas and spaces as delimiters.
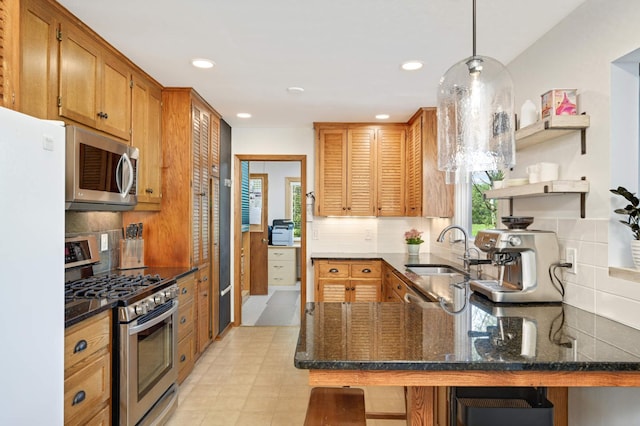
437, 54, 515, 174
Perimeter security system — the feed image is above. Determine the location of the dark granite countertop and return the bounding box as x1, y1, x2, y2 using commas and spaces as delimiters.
65, 266, 197, 328
303, 252, 640, 372
295, 298, 640, 372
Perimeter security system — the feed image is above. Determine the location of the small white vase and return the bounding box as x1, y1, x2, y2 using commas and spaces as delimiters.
631, 240, 640, 269
407, 244, 420, 255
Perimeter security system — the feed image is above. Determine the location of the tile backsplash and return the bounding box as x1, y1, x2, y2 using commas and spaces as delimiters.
430, 217, 640, 330
65, 211, 123, 273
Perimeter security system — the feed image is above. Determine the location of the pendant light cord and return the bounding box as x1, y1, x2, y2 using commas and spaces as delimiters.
472, 0, 477, 56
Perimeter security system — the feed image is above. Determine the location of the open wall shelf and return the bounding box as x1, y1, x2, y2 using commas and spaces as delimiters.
516, 114, 590, 154
484, 178, 589, 218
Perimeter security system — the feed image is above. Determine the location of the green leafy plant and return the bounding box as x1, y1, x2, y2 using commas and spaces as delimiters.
404, 228, 424, 245
611, 186, 640, 240
486, 170, 504, 182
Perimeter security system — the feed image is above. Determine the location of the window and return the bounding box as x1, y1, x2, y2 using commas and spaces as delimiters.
285, 177, 302, 239
471, 172, 498, 236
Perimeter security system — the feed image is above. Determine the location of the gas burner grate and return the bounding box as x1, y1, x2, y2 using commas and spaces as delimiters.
65, 273, 164, 302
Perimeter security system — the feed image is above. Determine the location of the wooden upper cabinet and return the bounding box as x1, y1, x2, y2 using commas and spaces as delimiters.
131, 71, 162, 210
59, 21, 131, 140
315, 127, 376, 216
376, 127, 406, 216
192, 99, 212, 266
420, 108, 453, 217
20, 0, 59, 118
406, 114, 423, 216
347, 128, 376, 215
1, 0, 20, 110
315, 128, 348, 216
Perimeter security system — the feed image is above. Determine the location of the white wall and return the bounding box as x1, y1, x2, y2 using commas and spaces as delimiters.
494, 1, 640, 423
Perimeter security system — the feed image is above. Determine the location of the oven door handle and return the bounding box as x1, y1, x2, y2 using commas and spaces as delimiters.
128, 301, 178, 335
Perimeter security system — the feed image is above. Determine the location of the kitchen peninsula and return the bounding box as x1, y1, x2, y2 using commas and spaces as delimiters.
296, 254, 640, 425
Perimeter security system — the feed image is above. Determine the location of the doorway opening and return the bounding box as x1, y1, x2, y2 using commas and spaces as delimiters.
233, 155, 307, 327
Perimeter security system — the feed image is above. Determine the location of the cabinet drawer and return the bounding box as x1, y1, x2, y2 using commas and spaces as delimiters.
65, 311, 111, 373
268, 247, 295, 261
177, 273, 196, 305
350, 261, 381, 278
178, 300, 195, 339
177, 331, 195, 384
64, 352, 110, 425
316, 261, 349, 278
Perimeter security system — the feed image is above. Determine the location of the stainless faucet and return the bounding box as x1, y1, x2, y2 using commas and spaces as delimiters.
437, 225, 470, 272
437, 225, 492, 275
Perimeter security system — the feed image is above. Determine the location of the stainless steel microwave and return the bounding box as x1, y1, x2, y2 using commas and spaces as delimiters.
65, 126, 139, 211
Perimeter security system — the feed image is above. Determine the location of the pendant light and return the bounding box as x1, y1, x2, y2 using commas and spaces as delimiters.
437, 0, 515, 177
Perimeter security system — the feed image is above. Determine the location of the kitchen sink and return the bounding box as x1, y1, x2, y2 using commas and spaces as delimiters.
405, 265, 465, 276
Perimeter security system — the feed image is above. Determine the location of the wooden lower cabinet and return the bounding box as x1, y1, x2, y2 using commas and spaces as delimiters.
177, 272, 196, 384
64, 310, 111, 426
315, 260, 382, 302
196, 266, 212, 356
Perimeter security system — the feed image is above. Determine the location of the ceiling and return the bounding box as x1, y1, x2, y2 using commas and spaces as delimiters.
57, 0, 588, 128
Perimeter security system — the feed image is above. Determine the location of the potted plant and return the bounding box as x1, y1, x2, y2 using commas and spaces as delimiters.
404, 228, 424, 255
610, 186, 640, 268
486, 170, 505, 189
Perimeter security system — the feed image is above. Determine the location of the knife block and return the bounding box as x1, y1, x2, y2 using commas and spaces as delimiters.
119, 239, 145, 269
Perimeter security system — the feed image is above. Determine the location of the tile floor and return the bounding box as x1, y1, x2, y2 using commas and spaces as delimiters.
241, 284, 301, 326
166, 326, 407, 425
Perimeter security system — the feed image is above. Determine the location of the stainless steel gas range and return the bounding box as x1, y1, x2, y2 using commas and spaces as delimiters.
65, 235, 179, 426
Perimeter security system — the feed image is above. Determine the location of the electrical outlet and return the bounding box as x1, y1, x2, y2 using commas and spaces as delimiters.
101, 233, 109, 252
565, 248, 577, 274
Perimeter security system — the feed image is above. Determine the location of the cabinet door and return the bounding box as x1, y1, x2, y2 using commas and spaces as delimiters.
131, 72, 162, 208
316, 128, 348, 216
406, 116, 423, 216
20, 0, 59, 118
59, 22, 100, 128
422, 109, 454, 217
192, 101, 212, 265
346, 128, 376, 215
351, 280, 380, 302
376, 128, 406, 216
317, 280, 348, 302
99, 52, 131, 140
197, 267, 211, 354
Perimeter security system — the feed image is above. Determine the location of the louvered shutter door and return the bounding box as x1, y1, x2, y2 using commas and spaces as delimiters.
376, 303, 405, 359
347, 129, 376, 215
376, 129, 405, 216
192, 105, 202, 265
210, 117, 219, 175
317, 129, 347, 215
406, 118, 422, 216
201, 111, 210, 263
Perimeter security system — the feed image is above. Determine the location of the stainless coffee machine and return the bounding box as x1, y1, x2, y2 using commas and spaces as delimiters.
469, 228, 563, 303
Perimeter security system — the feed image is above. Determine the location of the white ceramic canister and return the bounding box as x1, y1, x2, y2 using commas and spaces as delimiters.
538, 162, 559, 181
520, 100, 538, 128
526, 164, 540, 183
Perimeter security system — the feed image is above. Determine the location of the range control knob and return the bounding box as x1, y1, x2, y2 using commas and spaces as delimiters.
508, 236, 522, 247
134, 301, 149, 316
154, 294, 165, 304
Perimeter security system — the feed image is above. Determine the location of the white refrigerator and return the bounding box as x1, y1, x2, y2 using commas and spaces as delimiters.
0, 107, 65, 425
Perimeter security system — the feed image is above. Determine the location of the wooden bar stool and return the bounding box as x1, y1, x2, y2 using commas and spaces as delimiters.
304, 387, 367, 426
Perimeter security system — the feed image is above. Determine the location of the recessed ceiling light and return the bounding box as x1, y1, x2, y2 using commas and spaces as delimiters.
192, 58, 215, 69
237, 113, 252, 118
401, 61, 423, 71
287, 86, 305, 93
376, 114, 390, 120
